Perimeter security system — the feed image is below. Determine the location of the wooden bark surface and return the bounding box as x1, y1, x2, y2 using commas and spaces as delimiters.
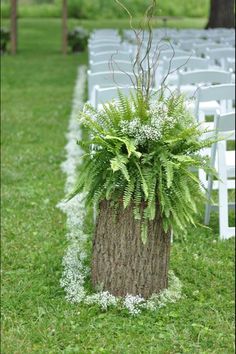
92, 201, 171, 299
206, 0, 235, 28
10, 0, 17, 55
62, 0, 68, 55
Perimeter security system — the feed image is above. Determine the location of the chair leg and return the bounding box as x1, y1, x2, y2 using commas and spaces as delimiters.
204, 173, 214, 225
218, 142, 229, 240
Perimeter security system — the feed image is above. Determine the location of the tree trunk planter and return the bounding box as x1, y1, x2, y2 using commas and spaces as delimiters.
92, 200, 171, 299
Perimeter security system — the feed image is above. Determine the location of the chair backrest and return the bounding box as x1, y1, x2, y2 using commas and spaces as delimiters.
94, 86, 136, 108
88, 70, 136, 100
90, 60, 133, 74
179, 39, 207, 51
215, 111, 235, 139
194, 43, 226, 57
89, 44, 128, 54
178, 70, 231, 89
206, 48, 235, 68
196, 83, 235, 102
226, 58, 235, 73
194, 84, 235, 120
207, 47, 235, 57
89, 39, 121, 46
90, 51, 132, 63
158, 49, 192, 61
162, 56, 209, 73
91, 30, 118, 38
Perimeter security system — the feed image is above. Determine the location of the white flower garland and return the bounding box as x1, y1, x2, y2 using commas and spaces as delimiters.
58, 66, 183, 315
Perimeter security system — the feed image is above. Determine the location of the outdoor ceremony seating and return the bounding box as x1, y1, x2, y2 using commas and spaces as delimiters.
177, 69, 232, 97
90, 60, 134, 74
93, 85, 136, 108
195, 84, 235, 199
90, 51, 133, 63
193, 43, 232, 57
158, 56, 210, 89
204, 111, 235, 240
88, 71, 135, 105
206, 48, 235, 70
194, 83, 235, 124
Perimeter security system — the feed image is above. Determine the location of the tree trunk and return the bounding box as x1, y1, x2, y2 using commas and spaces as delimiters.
62, 0, 67, 55
92, 200, 171, 299
206, 0, 235, 29
10, 0, 17, 55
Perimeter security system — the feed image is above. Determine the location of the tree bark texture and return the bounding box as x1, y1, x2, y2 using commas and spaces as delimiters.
10, 0, 17, 55
206, 0, 235, 28
92, 201, 171, 299
62, 0, 68, 55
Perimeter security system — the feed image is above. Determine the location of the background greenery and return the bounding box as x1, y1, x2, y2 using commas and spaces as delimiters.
1, 0, 210, 19
1, 18, 235, 353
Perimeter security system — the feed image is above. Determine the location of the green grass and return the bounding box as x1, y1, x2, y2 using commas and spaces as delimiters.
1, 0, 209, 19
1, 18, 235, 353
71, 17, 208, 30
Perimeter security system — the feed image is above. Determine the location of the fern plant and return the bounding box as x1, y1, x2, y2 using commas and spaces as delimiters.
71, 91, 216, 243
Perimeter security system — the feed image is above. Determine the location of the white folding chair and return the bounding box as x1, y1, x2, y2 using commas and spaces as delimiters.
177, 70, 232, 98
194, 84, 235, 124
90, 51, 132, 63
160, 56, 210, 87
88, 71, 136, 105
178, 39, 208, 51
193, 43, 228, 57
94, 86, 136, 108
204, 111, 235, 240
206, 48, 235, 70
163, 56, 210, 73
89, 44, 129, 55
90, 60, 133, 74
159, 55, 209, 92
226, 58, 235, 73
89, 37, 120, 46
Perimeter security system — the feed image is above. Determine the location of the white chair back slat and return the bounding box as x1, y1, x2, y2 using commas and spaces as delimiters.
162, 56, 209, 73
90, 60, 133, 74
196, 83, 235, 102
90, 51, 132, 63
178, 70, 231, 88
88, 70, 136, 103
89, 45, 129, 54
216, 111, 235, 134
204, 111, 235, 239
94, 86, 136, 108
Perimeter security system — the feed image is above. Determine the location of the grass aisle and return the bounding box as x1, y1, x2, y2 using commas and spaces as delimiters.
1, 19, 235, 354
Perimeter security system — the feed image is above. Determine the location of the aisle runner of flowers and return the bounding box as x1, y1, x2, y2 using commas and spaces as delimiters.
57, 66, 183, 315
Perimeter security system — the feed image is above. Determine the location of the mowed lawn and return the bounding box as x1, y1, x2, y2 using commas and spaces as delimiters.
1, 19, 235, 353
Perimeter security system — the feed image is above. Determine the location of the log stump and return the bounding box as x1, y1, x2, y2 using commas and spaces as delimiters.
92, 200, 171, 299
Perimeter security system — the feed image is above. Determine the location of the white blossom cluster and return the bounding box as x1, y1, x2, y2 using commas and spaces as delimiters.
85, 291, 118, 310
57, 66, 89, 304
120, 118, 162, 145
124, 295, 145, 315
120, 101, 176, 145
58, 66, 183, 315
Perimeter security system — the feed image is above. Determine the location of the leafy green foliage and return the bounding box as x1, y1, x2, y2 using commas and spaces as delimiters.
0, 27, 10, 53
67, 27, 89, 53
72, 92, 216, 242
0, 0, 210, 19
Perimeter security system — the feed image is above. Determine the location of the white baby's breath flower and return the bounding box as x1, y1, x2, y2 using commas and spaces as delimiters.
85, 291, 118, 310
124, 294, 145, 316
